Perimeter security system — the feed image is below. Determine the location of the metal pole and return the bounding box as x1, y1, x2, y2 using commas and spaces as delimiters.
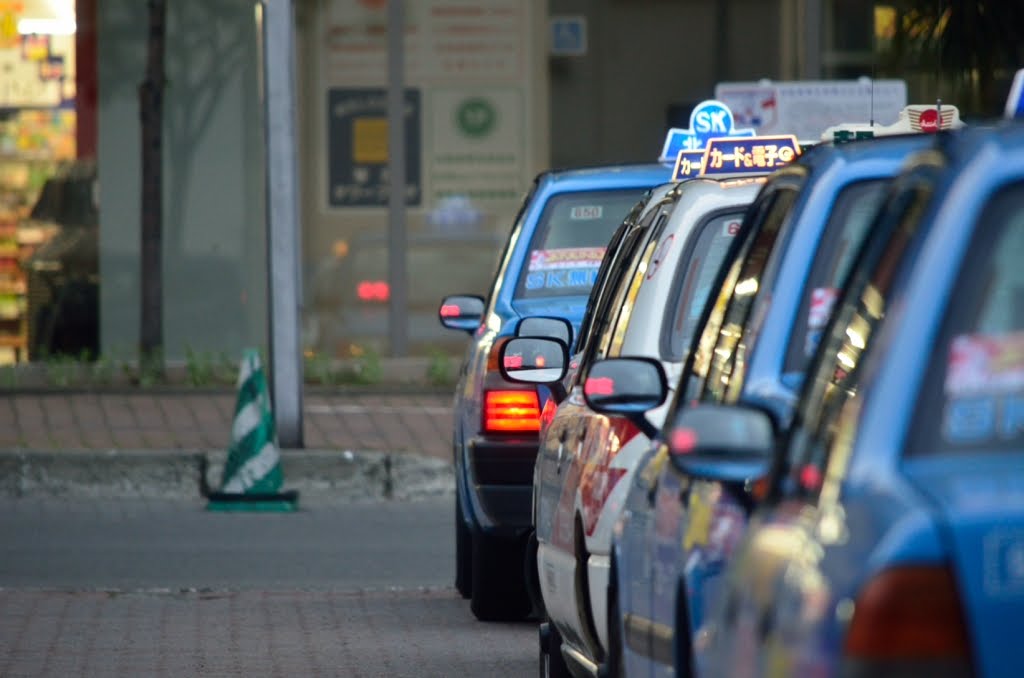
387, 0, 408, 357
262, 0, 304, 448
803, 0, 823, 79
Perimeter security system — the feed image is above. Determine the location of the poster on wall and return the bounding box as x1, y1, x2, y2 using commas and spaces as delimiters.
327, 87, 422, 208
428, 88, 524, 208
715, 80, 908, 141
319, 0, 534, 216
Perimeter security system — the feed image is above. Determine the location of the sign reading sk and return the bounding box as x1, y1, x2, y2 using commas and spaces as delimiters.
659, 100, 755, 162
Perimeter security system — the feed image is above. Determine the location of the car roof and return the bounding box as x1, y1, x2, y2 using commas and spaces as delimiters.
537, 162, 673, 192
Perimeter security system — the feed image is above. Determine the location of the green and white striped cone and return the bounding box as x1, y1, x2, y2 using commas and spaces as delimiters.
206, 349, 298, 511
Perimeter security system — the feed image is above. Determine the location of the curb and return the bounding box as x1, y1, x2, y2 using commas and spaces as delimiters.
0, 449, 454, 502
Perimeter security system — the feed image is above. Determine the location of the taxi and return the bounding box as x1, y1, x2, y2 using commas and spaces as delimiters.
501, 102, 796, 676
703, 121, 1024, 678
438, 162, 668, 621
591, 108, 960, 677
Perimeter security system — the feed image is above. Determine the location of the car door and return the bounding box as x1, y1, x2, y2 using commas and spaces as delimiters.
646, 184, 801, 674
536, 201, 666, 551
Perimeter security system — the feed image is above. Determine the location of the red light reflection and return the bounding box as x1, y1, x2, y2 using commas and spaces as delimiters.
584, 376, 615, 397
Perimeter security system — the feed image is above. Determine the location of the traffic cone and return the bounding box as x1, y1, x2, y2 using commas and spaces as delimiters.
206, 349, 299, 512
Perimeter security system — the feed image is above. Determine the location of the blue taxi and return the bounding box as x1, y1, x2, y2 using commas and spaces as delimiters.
590, 120, 952, 676
699, 123, 1024, 678
438, 163, 668, 621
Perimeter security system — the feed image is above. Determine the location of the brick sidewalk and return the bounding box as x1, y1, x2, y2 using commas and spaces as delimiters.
0, 390, 454, 462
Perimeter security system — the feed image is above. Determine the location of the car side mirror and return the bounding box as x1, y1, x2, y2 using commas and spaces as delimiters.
582, 358, 667, 438
516, 316, 573, 348
667, 403, 775, 484
439, 294, 485, 333
498, 336, 569, 387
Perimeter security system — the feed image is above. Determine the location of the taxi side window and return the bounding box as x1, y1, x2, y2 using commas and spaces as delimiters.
576, 203, 667, 382
782, 179, 889, 376
697, 187, 798, 403
907, 181, 1024, 457
664, 210, 745, 361
576, 197, 648, 350
783, 183, 933, 499
597, 210, 671, 359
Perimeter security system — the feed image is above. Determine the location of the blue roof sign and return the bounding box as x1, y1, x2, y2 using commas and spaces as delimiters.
659, 100, 756, 163
698, 135, 801, 177
1005, 68, 1024, 119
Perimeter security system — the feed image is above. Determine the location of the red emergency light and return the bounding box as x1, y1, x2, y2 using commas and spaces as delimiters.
357, 280, 390, 302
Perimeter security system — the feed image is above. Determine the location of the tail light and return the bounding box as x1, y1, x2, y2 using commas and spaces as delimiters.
844, 565, 972, 672
482, 337, 540, 434
484, 390, 541, 433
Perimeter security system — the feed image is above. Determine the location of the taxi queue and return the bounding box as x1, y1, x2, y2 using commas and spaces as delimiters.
439, 93, 1024, 678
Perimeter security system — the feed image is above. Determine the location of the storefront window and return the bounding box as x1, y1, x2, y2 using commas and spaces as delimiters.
826, 0, 1024, 117
0, 0, 79, 364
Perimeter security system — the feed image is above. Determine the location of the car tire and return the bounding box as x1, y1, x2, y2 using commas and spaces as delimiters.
539, 620, 571, 678
455, 496, 472, 599
470, 532, 532, 622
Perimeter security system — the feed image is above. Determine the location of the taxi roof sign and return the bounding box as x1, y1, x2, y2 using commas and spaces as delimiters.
697, 135, 801, 178
670, 150, 707, 181
659, 100, 756, 163
820, 104, 964, 142
1005, 69, 1024, 119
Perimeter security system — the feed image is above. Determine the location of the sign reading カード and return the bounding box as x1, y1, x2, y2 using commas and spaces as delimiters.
327, 88, 422, 208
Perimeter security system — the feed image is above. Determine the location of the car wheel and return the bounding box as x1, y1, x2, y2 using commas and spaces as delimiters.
455, 496, 472, 599
539, 620, 571, 678
470, 532, 532, 622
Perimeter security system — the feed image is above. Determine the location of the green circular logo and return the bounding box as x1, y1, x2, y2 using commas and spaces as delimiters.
455, 98, 497, 138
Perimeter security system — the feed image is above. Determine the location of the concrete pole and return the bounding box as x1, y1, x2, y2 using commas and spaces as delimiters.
802, 0, 823, 80
262, 0, 304, 448
387, 0, 408, 357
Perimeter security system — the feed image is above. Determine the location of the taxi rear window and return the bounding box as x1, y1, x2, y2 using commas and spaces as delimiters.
783, 179, 888, 374
515, 189, 646, 299
908, 182, 1024, 457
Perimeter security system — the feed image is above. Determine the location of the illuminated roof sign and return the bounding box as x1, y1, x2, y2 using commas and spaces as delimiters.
659, 100, 756, 163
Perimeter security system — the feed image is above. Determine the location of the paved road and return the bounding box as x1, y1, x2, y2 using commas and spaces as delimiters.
0, 497, 535, 677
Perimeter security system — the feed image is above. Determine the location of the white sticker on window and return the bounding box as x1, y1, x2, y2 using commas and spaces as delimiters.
571, 205, 603, 220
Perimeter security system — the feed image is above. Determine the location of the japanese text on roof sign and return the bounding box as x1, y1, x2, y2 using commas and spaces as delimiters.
671, 150, 707, 181
699, 135, 801, 177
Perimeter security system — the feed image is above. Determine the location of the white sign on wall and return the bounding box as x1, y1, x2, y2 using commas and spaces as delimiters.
715, 80, 908, 141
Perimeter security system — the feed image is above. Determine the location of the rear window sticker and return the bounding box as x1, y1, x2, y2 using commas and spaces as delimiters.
724, 219, 742, 237
526, 268, 600, 290
984, 530, 1024, 596
571, 205, 604, 220
943, 397, 996, 444
946, 331, 1024, 397
529, 247, 606, 271
942, 395, 1024, 444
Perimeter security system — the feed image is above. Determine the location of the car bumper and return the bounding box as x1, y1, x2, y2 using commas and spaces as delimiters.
464, 436, 537, 536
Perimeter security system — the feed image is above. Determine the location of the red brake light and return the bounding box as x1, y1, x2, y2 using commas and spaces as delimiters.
440, 303, 461, 318
484, 390, 541, 433
357, 280, 390, 302
844, 565, 971, 661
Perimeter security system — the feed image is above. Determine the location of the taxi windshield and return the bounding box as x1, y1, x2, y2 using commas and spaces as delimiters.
514, 189, 646, 299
